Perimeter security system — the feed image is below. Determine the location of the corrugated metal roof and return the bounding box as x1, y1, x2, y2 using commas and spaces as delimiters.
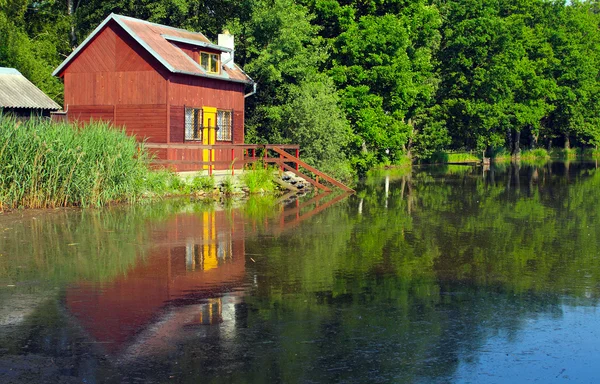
53, 14, 253, 85
0, 67, 61, 110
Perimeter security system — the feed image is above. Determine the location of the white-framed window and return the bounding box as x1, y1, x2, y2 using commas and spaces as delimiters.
216, 110, 232, 141
200, 52, 220, 74
185, 107, 203, 141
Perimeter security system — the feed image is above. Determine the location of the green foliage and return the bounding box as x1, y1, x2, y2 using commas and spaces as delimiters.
520, 148, 550, 160
581, 148, 600, 158
221, 176, 234, 195
190, 174, 216, 192
241, 166, 277, 193
331, 6, 442, 164
550, 147, 579, 159
422, 151, 449, 164
4, 0, 600, 177
143, 169, 178, 195
0, 117, 150, 209
0, 9, 64, 103
270, 74, 354, 180
447, 152, 480, 163
143, 172, 217, 195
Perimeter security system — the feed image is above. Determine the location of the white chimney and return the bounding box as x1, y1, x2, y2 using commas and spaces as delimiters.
218, 30, 235, 69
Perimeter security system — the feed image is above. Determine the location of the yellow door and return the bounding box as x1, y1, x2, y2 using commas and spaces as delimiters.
202, 107, 217, 171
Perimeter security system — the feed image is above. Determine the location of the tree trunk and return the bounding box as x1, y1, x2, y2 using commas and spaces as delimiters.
512, 130, 521, 158
530, 129, 538, 149
507, 128, 513, 155
564, 133, 570, 149
68, 0, 76, 47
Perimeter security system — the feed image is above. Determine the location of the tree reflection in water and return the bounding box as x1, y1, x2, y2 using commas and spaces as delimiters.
1, 162, 600, 382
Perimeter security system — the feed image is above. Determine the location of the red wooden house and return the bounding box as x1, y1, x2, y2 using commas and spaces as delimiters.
53, 13, 254, 171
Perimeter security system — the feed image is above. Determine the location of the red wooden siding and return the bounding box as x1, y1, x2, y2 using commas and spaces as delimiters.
115, 30, 156, 72
233, 110, 244, 144
115, 105, 167, 143
63, 22, 167, 107
114, 72, 167, 104
169, 75, 244, 111
170, 105, 184, 143
68, 105, 114, 123
173, 42, 198, 62
63, 26, 117, 74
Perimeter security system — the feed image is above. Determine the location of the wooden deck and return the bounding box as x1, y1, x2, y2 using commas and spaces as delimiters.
144, 143, 355, 193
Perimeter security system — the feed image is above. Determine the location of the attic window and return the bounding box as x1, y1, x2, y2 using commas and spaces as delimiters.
200, 52, 220, 74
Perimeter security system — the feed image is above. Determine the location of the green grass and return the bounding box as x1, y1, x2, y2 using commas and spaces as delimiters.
420, 151, 480, 164
190, 174, 215, 192
581, 148, 600, 158
447, 152, 480, 163
142, 169, 179, 195
0, 116, 149, 209
520, 148, 550, 161
550, 147, 579, 159
241, 165, 278, 194
221, 176, 235, 195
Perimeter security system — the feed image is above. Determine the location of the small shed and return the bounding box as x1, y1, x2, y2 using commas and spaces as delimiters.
52, 14, 255, 171
0, 67, 61, 118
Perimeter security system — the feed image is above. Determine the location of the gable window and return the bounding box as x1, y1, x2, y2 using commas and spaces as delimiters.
216, 110, 232, 141
185, 107, 203, 140
200, 52, 220, 74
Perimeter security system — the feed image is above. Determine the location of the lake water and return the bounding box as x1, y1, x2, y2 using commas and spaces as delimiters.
1, 162, 600, 383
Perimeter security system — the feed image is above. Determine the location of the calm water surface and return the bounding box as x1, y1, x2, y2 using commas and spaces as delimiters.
1, 162, 600, 383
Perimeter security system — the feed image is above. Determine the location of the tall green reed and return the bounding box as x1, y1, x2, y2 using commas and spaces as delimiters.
0, 116, 150, 209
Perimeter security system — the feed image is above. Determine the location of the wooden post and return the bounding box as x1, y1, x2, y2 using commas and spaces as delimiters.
209, 144, 213, 176
280, 152, 283, 172
264, 147, 268, 169
295, 148, 299, 171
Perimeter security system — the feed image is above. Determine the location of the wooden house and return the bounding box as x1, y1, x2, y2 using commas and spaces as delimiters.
53, 14, 254, 171
0, 67, 61, 118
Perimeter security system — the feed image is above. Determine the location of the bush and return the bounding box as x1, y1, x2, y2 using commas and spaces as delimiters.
0, 116, 150, 209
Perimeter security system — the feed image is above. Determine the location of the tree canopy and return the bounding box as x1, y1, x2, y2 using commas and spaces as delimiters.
2, 0, 600, 176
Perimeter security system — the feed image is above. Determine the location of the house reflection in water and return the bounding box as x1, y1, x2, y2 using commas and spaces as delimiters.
65, 209, 246, 358
65, 193, 351, 360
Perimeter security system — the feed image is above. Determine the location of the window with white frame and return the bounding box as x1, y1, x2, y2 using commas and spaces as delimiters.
216, 110, 232, 141
185, 107, 203, 141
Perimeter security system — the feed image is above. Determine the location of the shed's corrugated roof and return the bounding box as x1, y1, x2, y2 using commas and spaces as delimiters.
0, 67, 61, 110
53, 14, 253, 85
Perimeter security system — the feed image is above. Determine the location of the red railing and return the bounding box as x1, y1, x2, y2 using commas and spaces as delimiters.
143, 143, 354, 192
